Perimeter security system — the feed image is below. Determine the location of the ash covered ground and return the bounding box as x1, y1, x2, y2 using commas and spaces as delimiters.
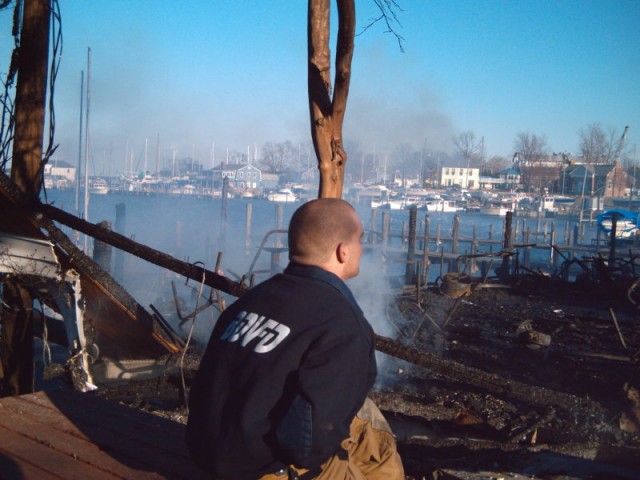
93, 274, 640, 480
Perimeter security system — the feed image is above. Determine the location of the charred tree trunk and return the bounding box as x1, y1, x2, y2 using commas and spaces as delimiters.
308, 0, 355, 199
11, 0, 50, 199
1, 0, 50, 396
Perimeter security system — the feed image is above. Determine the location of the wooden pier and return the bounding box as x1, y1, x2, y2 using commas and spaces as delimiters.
367, 207, 640, 284
0, 389, 208, 479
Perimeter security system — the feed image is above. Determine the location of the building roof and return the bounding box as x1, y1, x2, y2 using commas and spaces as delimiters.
567, 163, 616, 178
49, 160, 76, 169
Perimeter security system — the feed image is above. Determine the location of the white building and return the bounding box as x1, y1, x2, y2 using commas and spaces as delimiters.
439, 166, 480, 189
44, 160, 76, 184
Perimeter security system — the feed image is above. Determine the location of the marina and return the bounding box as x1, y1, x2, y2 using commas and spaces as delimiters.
39, 188, 639, 304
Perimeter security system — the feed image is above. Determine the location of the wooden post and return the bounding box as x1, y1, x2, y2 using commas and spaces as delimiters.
609, 213, 619, 266
471, 224, 478, 274
405, 205, 417, 285
499, 211, 513, 279
93, 220, 113, 272
370, 208, 378, 246
382, 211, 390, 253
471, 240, 478, 275
245, 203, 253, 255
550, 229, 557, 267
452, 215, 460, 255
220, 177, 229, 220
488, 223, 494, 253
114, 202, 125, 281
523, 227, 531, 268
423, 214, 431, 285
272, 203, 285, 274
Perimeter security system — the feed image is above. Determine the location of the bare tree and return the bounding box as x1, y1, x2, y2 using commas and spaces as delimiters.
513, 132, 549, 191
579, 123, 629, 165
481, 155, 509, 176
513, 131, 547, 165
578, 123, 610, 164
261, 141, 294, 174
452, 130, 483, 167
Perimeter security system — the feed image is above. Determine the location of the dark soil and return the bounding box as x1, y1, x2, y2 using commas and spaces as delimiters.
94, 274, 640, 480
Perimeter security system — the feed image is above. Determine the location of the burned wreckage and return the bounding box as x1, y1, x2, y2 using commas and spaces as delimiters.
2, 169, 640, 478
0, 173, 188, 394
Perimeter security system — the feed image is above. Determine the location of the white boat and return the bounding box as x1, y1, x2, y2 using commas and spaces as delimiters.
0, 232, 60, 278
479, 204, 511, 216
266, 188, 298, 203
371, 195, 423, 210
424, 199, 464, 212
597, 209, 640, 240
89, 178, 110, 195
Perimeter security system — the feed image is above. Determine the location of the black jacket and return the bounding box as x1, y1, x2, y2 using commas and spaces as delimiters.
186, 262, 377, 480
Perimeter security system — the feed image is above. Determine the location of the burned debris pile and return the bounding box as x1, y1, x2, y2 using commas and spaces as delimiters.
371, 274, 640, 479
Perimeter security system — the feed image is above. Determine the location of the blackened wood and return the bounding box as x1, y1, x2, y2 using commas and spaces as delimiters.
374, 333, 600, 413
0, 280, 34, 395
39, 201, 248, 299
0, 171, 180, 357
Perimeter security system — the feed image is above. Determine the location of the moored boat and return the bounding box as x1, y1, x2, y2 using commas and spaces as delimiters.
266, 188, 298, 203
596, 209, 640, 240
89, 178, 110, 195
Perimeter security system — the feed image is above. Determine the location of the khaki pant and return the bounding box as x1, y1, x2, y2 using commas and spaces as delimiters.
260, 398, 404, 480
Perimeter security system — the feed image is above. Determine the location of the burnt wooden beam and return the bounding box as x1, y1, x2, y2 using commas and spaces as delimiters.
38, 203, 248, 299
374, 334, 600, 413
0, 171, 179, 355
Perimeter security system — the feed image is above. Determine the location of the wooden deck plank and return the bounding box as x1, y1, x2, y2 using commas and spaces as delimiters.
0, 390, 209, 480
26, 389, 187, 448
16, 391, 201, 477
0, 400, 163, 479
0, 427, 118, 480
0, 446, 62, 480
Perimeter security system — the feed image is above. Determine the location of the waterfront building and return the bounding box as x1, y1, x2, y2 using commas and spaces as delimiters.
439, 166, 480, 189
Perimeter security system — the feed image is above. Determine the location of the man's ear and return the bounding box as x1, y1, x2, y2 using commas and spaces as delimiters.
336, 242, 347, 264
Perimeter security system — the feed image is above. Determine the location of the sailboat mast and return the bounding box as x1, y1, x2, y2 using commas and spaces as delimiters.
75, 70, 84, 217
83, 47, 91, 252
144, 138, 148, 178
155, 133, 160, 179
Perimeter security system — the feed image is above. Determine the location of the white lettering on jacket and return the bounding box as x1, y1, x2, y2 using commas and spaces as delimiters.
220, 311, 291, 353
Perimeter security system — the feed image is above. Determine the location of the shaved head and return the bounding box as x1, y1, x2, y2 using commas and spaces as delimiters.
288, 198, 361, 267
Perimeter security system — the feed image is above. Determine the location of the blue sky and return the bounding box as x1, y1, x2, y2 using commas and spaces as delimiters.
1, 0, 638, 175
